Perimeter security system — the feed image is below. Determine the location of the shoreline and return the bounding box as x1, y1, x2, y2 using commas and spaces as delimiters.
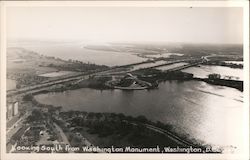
23, 74, 242, 98
7, 76, 241, 153
23, 95, 220, 153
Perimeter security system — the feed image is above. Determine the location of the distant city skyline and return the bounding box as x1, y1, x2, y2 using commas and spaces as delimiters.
6, 7, 243, 44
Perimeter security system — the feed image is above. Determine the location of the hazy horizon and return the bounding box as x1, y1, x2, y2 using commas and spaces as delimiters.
7, 7, 243, 44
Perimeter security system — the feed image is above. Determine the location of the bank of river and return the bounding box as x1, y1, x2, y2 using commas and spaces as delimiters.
34, 80, 244, 153
183, 65, 243, 80
224, 61, 244, 65
8, 42, 147, 66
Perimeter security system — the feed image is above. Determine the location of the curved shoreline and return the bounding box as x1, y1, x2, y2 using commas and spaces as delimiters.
25, 94, 221, 153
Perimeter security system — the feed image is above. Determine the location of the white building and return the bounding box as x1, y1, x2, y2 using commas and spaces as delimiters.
13, 101, 19, 116
6, 100, 19, 120
7, 104, 13, 120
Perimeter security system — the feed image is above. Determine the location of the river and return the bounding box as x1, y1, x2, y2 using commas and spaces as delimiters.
183, 65, 243, 80
34, 80, 244, 153
8, 42, 147, 66
11, 41, 244, 153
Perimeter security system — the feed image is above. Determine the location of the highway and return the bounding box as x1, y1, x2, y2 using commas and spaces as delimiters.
7, 59, 167, 96
7, 58, 203, 97
7, 73, 91, 96
7, 62, 149, 96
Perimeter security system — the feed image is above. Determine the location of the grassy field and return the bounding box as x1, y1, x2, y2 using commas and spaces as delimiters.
7, 47, 109, 88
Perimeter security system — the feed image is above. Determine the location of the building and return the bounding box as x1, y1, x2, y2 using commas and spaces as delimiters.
13, 101, 19, 116
6, 99, 19, 120
7, 104, 13, 120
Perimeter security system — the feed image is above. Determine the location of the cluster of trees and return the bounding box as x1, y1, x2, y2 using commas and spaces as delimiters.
87, 119, 133, 137
118, 78, 135, 87
18, 127, 41, 146
47, 61, 109, 72
63, 76, 111, 90
136, 69, 194, 83
26, 109, 45, 122
61, 111, 187, 148
204, 60, 243, 69
67, 113, 182, 148
23, 94, 54, 111
15, 74, 48, 88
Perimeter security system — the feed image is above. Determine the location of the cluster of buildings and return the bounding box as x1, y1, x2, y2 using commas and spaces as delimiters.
7, 100, 19, 120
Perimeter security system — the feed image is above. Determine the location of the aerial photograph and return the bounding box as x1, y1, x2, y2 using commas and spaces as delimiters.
5, 5, 245, 155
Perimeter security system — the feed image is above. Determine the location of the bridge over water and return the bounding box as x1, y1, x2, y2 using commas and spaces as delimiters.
7, 58, 203, 97
164, 61, 203, 72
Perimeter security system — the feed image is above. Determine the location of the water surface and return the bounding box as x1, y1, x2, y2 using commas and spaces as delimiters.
9, 42, 147, 66
35, 80, 244, 153
145, 53, 183, 58
183, 65, 243, 80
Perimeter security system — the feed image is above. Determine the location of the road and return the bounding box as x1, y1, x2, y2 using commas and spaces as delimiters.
7, 59, 199, 97
7, 59, 165, 96
6, 111, 31, 141
144, 124, 195, 147
54, 123, 70, 145
7, 73, 92, 96
166, 61, 203, 72
129, 121, 196, 147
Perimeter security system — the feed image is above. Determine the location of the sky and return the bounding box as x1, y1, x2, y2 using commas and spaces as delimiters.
6, 7, 243, 44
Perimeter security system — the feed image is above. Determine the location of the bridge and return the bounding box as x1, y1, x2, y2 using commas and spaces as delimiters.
148, 59, 198, 69
165, 61, 203, 72
7, 73, 90, 97
7, 58, 203, 97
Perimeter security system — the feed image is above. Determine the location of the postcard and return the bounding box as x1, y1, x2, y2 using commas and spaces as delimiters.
0, 1, 249, 160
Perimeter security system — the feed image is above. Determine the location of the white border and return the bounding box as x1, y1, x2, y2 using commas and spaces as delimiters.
0, 1, 249, 160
